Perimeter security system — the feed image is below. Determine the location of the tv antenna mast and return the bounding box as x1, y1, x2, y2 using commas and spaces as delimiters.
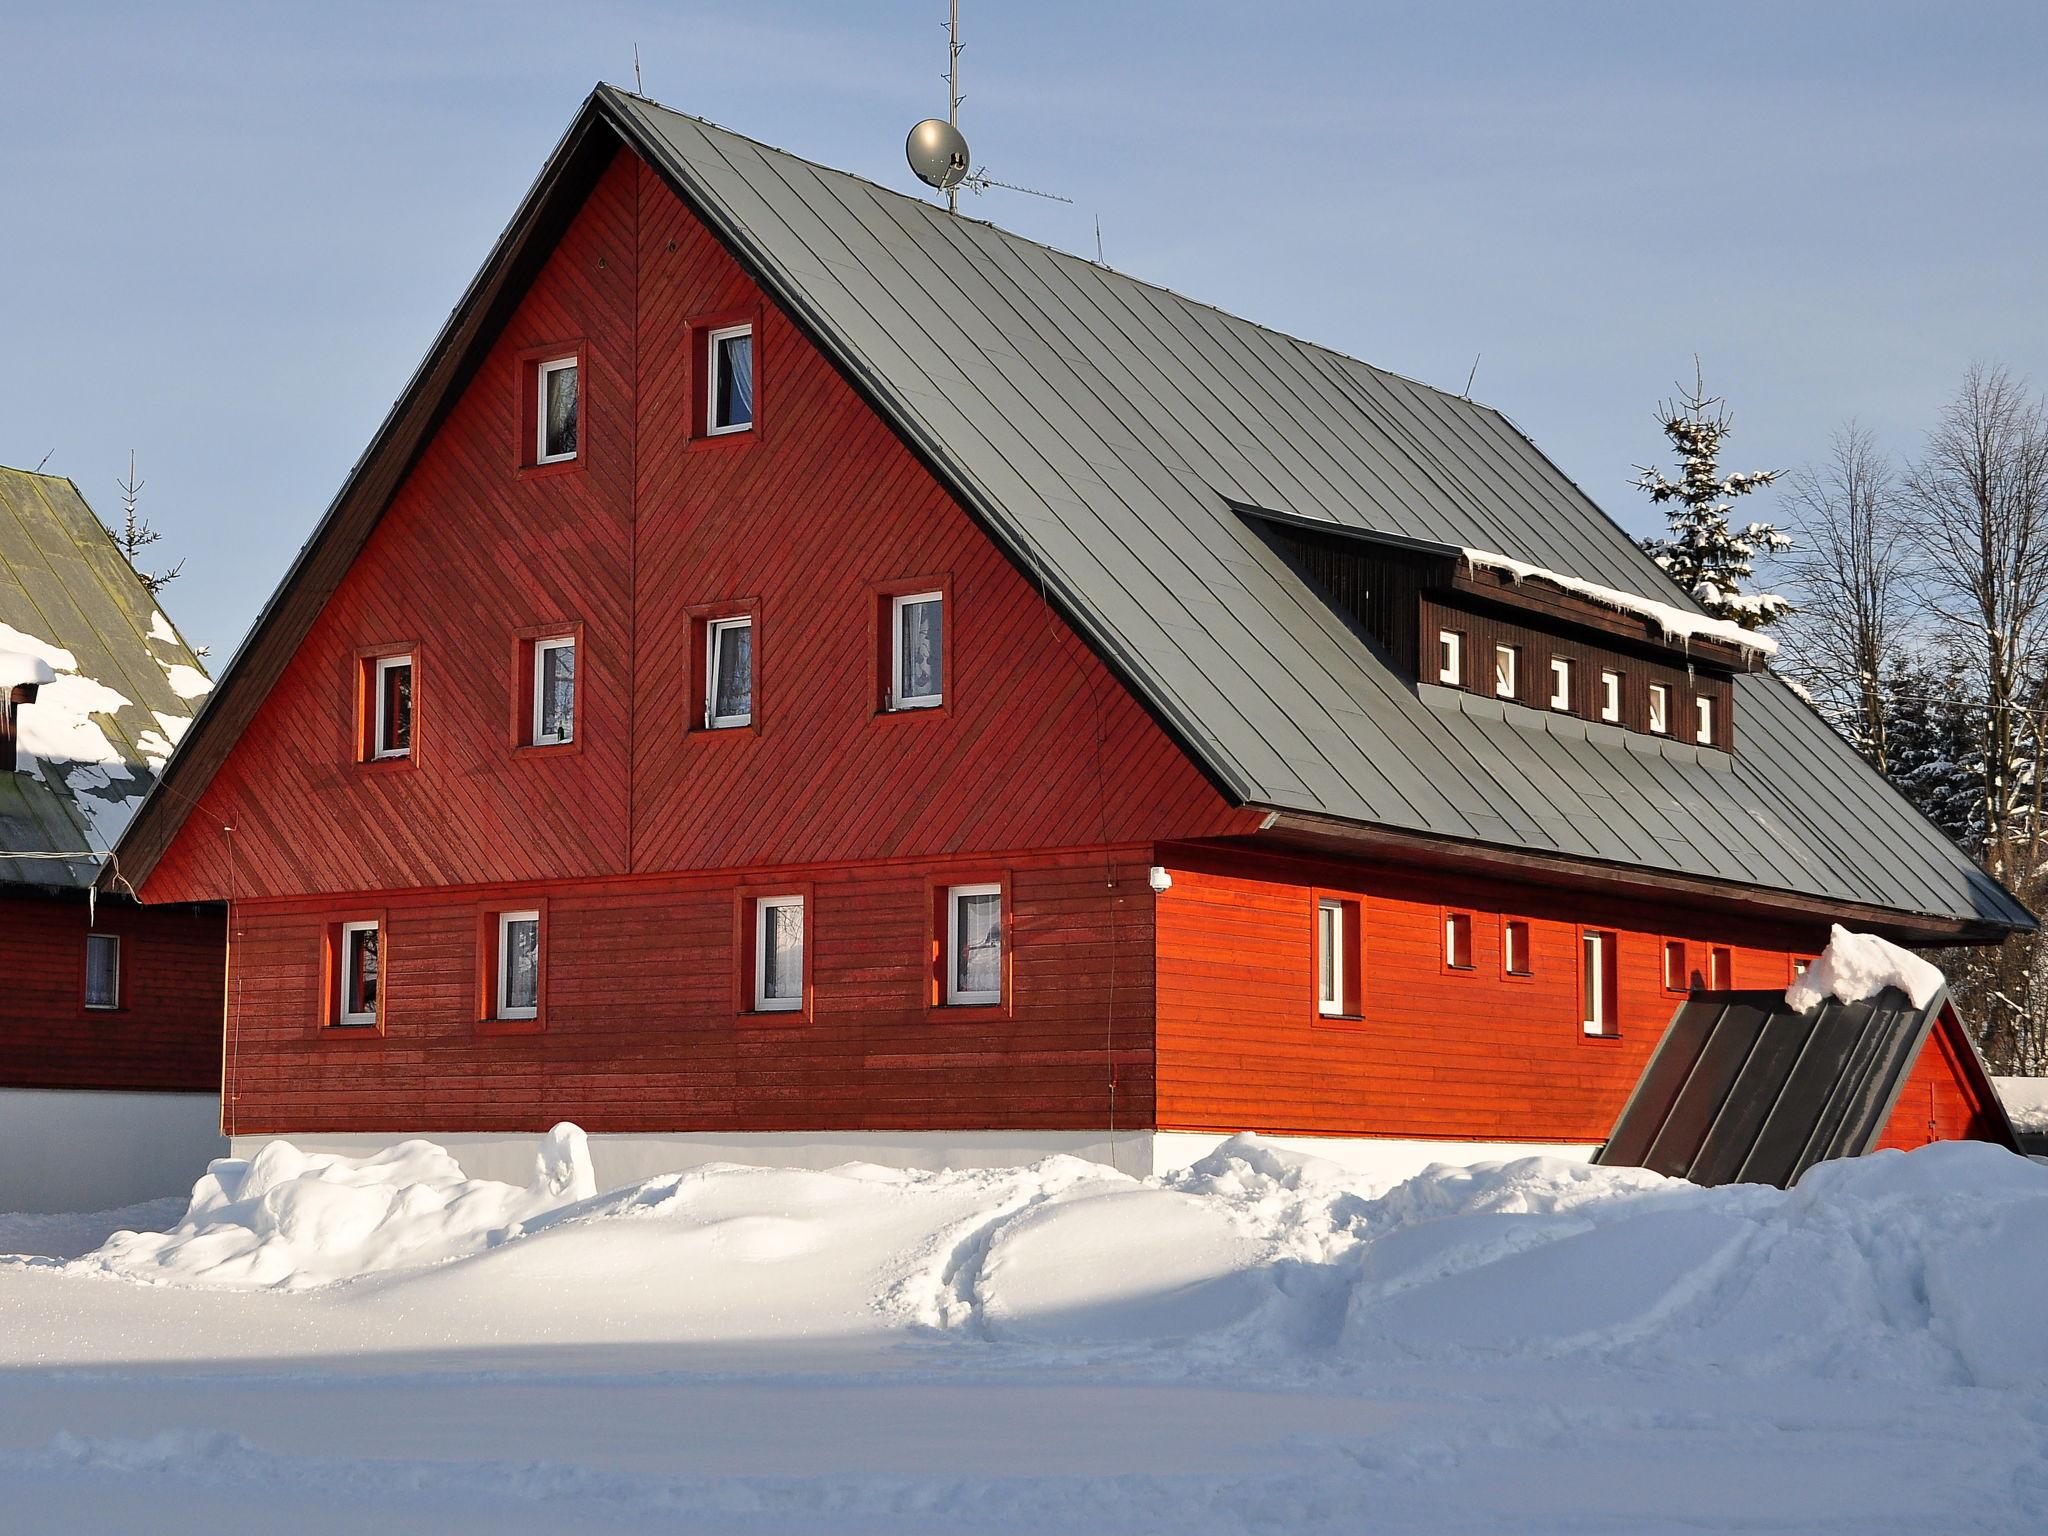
905, 2, 1071, 215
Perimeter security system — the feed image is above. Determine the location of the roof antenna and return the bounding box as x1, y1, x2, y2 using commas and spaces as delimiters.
633, 42, 643, 95
906, 3, 1072, 213
1094, 215, 1105, 266
1462, 353, 1481, 399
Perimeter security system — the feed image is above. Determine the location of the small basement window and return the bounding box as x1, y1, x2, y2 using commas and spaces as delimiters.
1548, 657, 1573, 711
754, 894, 804, 1011
532, 636, 576, 746
889, 591, 944, 710
706, 616, 754, 728
85, 932, 120, 1010
1494, 644, 1519, 700
946, 883, 1003, 1005
1599, 669, 1622, 723
496, 911, 541, 1021
537, 357, 579, 464
338, 921, 380, 1028
1444, 910, 1474, 971
1695, 694, 1716, 745
707, 324, 755, 435
1583, 929, 1617, 1037
1437, 630, 1462, 686
1504, 918, 1532, 977
370, 654, 413, 760
1648, 683, 1671, 736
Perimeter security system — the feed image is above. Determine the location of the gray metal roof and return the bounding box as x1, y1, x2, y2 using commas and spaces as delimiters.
609, 90, 2026, 934
0, 467, 210, 889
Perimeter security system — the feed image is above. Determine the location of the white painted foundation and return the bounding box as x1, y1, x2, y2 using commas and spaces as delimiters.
228, 1127, 1597, 1189
0, 1089, 225, 1214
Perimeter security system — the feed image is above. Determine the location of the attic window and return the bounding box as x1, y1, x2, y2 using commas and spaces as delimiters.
1648, 683, 1671, 736
1437, 631, 1462, 686
537, 357, 578, 464
368, 654, 413, 760
708, 325, 755, 435
532, 636, 576, 746
1599, 669, 1622, 723
1695, 694, 1716, 746
1548, 657, 1573, 711
1493, 645, 1519, 701
889, 591, 944, 710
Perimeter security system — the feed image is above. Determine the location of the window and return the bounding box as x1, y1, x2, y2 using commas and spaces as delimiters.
1709, 946, 1731, 990
1695, 694, 1716, 745
496, 911, 541, 1021
946, 883, 1003, 1005
889, 591, 944, 710
1792, 956, 1812, 979
1317, 898, 1346, 1016
1504, 918, 1532, 977
1444, 910, 1474, 971
707, 324, 754, 435
85, 933, 120, 1010
537, 357, 578, 464
338, 921, 380, 1027
1583, 929, 1617, 1036
371, 654, 412, 759
1648, 683, 1671, 735
1664, 939, 1689, 992
1599, 669, 1622, 723
532, 637, 576, 745
706, 616, 753, 728
1494, 644, 1519, 700
1549, 657, 1573, 711
753, 895, 804, 1011
1437, 630, 1462, 685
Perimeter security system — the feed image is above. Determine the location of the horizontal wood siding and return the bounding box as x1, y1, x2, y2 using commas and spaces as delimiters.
0, 893, 222, 1092
1874, 1014, 2008, 1150
1153, 847, 1833, 1144
219, 850, 1155, 1136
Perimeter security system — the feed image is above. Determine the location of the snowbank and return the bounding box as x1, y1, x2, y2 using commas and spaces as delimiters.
1462, 548, 1778, 659
1787, 923, 1946, 1012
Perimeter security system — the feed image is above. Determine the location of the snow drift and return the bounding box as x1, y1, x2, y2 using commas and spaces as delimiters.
75, 1128, 2048, 1389
1787, 923, 1946, 1012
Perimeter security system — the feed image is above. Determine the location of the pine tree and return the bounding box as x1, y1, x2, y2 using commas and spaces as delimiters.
1636, 363, 1790, 629
1880, 649, 1984, 851
101, 451, 183, 596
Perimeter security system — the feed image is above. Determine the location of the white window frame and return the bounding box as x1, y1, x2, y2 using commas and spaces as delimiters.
1695, 694, 1716, 745
496, 910, 541, 1021
1648, 683, 1671, 735
532, 636, 576, 746
1444, 910, 1473, 970
706, 324, 755, 436
1504, 918, 1530, 977
338, 920, 380, 1027
1549, 656, 1573, 711
1316, 897, 1345, 1016
85, 932, 120, 1011
1583, 929, 1613, 1036
536, 356, 579, 465
889, 591, 945, 711
1437, 630, 1462, 686
1599, 669, 1622, 723
1494, 644, 1518, 700
945, 882, 1003, 1006
706, 616, 753, 729
372, 654, 412, 760
753, 894, 804, 1012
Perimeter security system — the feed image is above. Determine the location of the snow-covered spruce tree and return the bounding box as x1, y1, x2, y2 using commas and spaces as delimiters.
1880, 650, 1984, 852
1635, 364, 1790, 629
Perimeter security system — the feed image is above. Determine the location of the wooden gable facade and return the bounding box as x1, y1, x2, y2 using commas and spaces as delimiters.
125, 108, 2016, 1167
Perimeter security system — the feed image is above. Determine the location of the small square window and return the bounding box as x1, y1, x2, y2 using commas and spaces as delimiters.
1549, 657, 1573, 711
537, 358, 578, 464
754, 894, 804, 1010
1599, 669, 1622, 723
1494, 645, 1519, 700
708, 325, 754, 435
532, 637, 576, 745
1648, 683, 1671, 735
890, 591, 944, 710
85, 932, 120, 1010
371, 654, 412, 760
1664, 939, 1689, 992
1709, 946, 1731, 990
338, 921, 380, 1027
946, 883, 1003, 1005
1444, 910, 1474, 971
1583, 929, 1617, 1036
1437, 630, 1462, 685
1695, 694, 1716, 745
496, 911, 541, 1020
1504, 918, 1532, 977
706, 616, 754, 728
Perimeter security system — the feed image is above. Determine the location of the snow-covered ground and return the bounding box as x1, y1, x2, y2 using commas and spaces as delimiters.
3, 1131, 2046, 1534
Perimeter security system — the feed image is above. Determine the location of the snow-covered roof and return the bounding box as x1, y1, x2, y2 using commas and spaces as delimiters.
1461, 549, 1778, 660
0, 466, 211, 889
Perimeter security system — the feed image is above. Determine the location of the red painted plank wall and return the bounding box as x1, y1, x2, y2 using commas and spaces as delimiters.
218, 849, 1155, 1137
0, 893, 222, 1092
1153, 847, 1836, 1145
1874, 1012, 2008, 1150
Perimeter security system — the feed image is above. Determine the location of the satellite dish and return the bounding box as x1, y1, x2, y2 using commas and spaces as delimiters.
906, 117, 971, 192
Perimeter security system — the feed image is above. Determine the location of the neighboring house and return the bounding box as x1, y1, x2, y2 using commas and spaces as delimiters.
109, 88, 2027, 1187
1, 465, 225, 1212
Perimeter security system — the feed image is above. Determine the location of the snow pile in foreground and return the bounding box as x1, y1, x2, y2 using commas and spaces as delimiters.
1787, 923, 1946, 1012
75, 1129, 2048, 1389
85, 1124, 594, 1288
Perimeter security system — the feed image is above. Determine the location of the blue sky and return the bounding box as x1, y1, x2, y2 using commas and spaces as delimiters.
4, 1, 2044, 659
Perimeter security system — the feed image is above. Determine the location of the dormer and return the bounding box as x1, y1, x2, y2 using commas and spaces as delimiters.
1242, 508, 1770, 751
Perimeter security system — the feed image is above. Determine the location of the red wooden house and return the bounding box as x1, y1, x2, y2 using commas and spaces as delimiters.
111, 89, 2025, 1186
1, 466, 225, 1212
